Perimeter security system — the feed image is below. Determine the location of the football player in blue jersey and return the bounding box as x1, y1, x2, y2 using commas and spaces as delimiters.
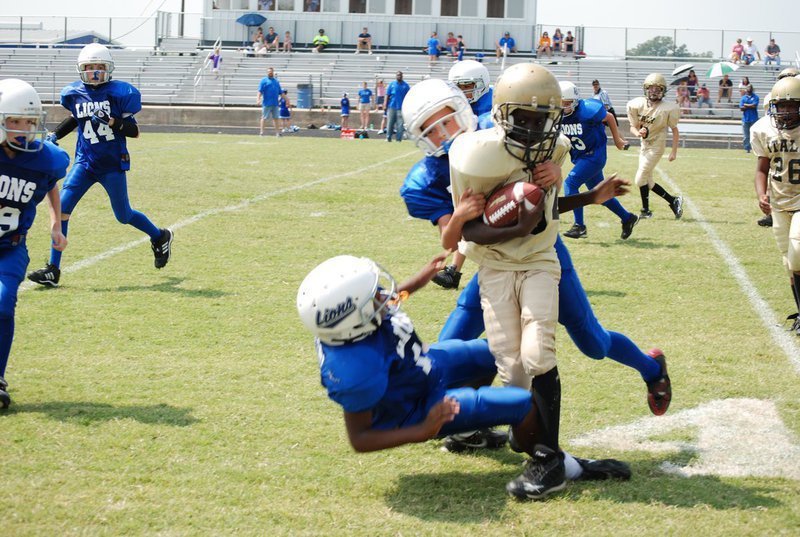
401, 78, 672, 421
448, 60, 493, 116
297, 253, 631, 493
27, 44, 172, 288
0, 79, 69, 409
558, 81, 639, 240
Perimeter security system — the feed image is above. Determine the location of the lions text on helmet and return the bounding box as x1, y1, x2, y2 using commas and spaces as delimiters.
0, 78, 47, 152
492, 63, 564, 167
402, 79, 477, 157
297, 256, 400, 346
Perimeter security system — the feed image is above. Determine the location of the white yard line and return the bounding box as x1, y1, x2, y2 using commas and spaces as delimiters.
20, 151, 416, 293
656, 167, 800, 373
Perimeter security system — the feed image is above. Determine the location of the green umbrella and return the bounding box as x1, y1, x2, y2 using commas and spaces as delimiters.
706, 61, 739, 78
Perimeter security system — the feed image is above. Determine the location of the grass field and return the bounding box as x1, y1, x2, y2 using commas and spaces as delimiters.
3, 133, 800, 535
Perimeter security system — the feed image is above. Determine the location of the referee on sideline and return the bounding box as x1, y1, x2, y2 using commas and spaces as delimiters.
591, 79, 617, 121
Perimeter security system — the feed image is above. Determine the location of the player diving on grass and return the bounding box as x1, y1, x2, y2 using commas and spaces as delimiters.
296, 253, 631, 498
0, 79, 69, 409
27, 43, 172, 288
400, 76, 672, 451
558, 81, 639, 240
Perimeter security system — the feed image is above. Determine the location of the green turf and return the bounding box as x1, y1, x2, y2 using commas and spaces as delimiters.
3, 134, 799, 535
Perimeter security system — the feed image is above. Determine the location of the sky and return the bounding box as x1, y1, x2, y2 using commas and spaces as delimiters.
2, 0, 799, 33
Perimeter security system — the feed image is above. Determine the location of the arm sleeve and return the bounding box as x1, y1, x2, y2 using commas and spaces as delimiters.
52, 116, 78, 139
112, 117, 140, 138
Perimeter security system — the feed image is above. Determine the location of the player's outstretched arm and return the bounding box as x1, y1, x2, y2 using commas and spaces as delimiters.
604, 112, 629, 150
344, 397, 459, 452
397, 250, 450, 296
558, 173, 630, 213
669, 126, 679, 161
754, 157, 771, 215
46, 185, 67, 252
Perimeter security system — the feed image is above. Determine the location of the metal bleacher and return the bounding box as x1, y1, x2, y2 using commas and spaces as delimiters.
1, 46, 787, 146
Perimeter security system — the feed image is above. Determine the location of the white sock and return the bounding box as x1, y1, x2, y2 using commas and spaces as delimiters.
563, 451, 582, 481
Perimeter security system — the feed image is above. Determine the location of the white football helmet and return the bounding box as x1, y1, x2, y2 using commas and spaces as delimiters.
448, 60, 490, 103
77, 43, 114, 86
769, 76, 800, 131
0, 78, 47, 152
402, 78, 477, 157
297, 255, 398, 346
559, 81, 580, 116
492, 63, 563, 166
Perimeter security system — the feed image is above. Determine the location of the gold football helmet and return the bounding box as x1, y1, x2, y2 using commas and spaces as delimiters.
777, 67, 800, 80
643, 73, 667, 102
769, 76, 800, 130
492, 63, 563, 167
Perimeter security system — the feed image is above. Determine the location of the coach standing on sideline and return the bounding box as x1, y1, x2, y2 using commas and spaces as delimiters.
257, 67, 283, 137
385, 71, 410, 142
591, 79, 617, 121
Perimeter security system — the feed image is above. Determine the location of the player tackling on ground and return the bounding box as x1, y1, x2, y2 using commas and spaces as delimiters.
627, 73, 683, 220
751, 76, 800, 335
27, 43, 172, 288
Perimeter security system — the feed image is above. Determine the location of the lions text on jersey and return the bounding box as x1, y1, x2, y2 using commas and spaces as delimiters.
61, 79, 141, 173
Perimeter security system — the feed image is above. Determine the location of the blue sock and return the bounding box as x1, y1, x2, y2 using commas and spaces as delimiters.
49, 219, 69, 267
0, 316, 13, 377
602, 198, 632, 222
607, 331, 661, 382
128, 210, 161, 240
573, 207, 585, 226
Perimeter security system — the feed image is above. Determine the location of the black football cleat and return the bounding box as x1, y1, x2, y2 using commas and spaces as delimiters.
639, 209, 653, 219
786, 313, 800, 336
0, 376, 10, 410
620, 214, 639, 240
506, 444, 566, 500
151, 229, 173, 269
575, 457, 632, 481
26, 263, 61, 288
757, 214, 773, 227
564, 224, 587, 239
646, 349, 672, 416
432, 264, 461, 290
442, 428, 509, 453
670, 196, 684, 219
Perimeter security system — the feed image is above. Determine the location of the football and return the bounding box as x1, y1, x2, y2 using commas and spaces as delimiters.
482, 181, 544, 228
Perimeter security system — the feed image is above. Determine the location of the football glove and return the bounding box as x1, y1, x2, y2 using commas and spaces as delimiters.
91, 109, 112, 128
45, 132, 59, 146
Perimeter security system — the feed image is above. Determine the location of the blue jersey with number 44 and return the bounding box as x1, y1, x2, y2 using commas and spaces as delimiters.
560, 98, 608, 163
61, 79, 141, 174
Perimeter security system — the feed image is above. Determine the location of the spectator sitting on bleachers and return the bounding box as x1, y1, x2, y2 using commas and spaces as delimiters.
445, 32, 458, 57
739, 76, 751, 97
742, 37, 760, 65
356, 27, 373, 54
265, 27, 279, 53
283, 31, 293, 53
676, 81, 691, 115
686, 70, 698, 100
696, 84, 713, 114
552, 28, 563, 54
764, 39, 781, 69
496, 32, 516, 63
456, 35, 466, 61
537, 31, 553, 58
312, 29, 329, 53
730, 38, 744, 64
253, 28, 266, 55
564, 31, 575, 54
718, 73, 733, 103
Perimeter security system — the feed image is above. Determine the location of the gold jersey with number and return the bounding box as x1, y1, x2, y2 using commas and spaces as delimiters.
626, 97, 680, 147
449, 126, 570, 272
750, 115, 800, 212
